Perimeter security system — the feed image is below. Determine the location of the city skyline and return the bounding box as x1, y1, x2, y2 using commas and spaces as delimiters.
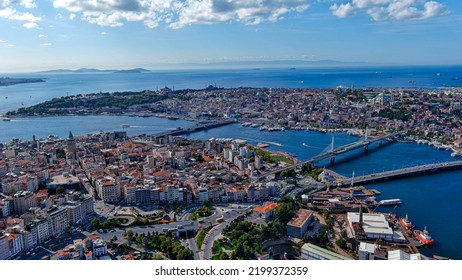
1, 0, 461, 73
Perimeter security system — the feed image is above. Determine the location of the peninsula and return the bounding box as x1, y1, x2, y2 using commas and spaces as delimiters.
0, 77, 46, 86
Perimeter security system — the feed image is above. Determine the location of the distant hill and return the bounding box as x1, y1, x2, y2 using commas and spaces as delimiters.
113, 68, 150, 74
39, 68, 150, 74
180, 59, 370, 69
39, 68, 113, 73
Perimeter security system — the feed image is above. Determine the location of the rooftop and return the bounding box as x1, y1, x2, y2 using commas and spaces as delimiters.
288, 209, 313, 228
302, 243, 352, 260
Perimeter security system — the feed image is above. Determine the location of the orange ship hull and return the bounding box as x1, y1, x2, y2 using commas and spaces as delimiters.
414, 230, 434, 245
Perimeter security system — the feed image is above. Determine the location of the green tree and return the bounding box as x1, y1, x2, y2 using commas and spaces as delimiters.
56, 185, 65, 194
91, 217, 101, 230
127, 229, 134, 241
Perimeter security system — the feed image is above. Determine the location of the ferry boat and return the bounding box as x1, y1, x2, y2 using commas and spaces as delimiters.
257, 142, 270, 148
399, 214, 414, 229
414, 226, 434, 245
379, 198, 402, 206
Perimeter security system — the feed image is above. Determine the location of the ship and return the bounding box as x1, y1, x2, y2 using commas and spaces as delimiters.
379, 198, 402, 206
414, 226, 434, 245
257, 142, 270, 148
2, 118, 11, 121
399, 214, 414, 229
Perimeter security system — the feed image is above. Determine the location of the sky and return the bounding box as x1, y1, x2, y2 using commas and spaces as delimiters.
0, 0, 461, 73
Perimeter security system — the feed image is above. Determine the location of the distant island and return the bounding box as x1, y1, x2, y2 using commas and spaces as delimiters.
0, 77, 46, 86
39, 68, 150, 74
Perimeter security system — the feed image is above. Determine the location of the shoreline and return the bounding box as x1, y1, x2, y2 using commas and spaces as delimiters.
2, 112, 461, 157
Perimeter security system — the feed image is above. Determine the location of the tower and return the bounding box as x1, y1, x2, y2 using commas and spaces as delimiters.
67, 130, 77, 160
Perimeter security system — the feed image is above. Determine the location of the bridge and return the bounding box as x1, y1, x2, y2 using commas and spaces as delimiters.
342, 160, 462, 186
254, 130, 406, 180
151, 120, 236, 138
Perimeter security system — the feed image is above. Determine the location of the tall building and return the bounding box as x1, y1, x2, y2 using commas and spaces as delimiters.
48, 207, 70, 235
29, 217, 51, 244
67, 130, 77, 160
0, 234, 10, 260
96, 177, 121, 203
13, 191, 36, 215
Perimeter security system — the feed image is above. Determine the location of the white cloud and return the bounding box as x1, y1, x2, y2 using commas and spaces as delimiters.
0, 1, 41, 28
38, 33, 46, 37
69, 12, 76, 19
40, 42, 51, 46
331, 0, 448, 21
0, 39, 15, 47
52, 0, 310, 29
330, 3, 356, 18
18, 0, 37, 9
22, 21, 38, 28
100, 31, 107, 35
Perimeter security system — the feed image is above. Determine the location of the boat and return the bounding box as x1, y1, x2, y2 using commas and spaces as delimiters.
2, 118, 11, 121
257, 142, 270, 148
399, 214, 414, 229
452, 77, 459, 80
379, 198, 402, 206
451, 151, 462, 157
414, 226, 434, 245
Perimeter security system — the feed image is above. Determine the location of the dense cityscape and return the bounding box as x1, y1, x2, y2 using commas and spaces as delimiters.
1, 85, 462, 260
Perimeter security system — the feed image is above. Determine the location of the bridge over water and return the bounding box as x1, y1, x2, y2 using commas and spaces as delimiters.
342, 160, 462, 186
254, 130, 406, 181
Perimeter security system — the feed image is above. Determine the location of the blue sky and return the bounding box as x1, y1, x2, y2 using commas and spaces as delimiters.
0, 0, 461, 72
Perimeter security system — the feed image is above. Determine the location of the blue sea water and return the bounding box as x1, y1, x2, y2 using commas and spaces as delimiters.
187, 124, 462, 259
1, 66, 461, 114
1, 66, 462, 258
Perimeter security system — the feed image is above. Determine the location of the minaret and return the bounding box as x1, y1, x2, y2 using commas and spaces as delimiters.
67, 130, 77, 159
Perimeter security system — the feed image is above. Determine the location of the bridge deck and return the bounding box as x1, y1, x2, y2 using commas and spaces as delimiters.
343, 160, 462, 186
255, 130, 405, 180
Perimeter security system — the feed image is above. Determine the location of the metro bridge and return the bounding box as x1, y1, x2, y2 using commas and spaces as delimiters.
254, 130, 406, 181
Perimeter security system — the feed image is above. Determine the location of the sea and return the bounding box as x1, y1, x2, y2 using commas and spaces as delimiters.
1, 66, 462, 259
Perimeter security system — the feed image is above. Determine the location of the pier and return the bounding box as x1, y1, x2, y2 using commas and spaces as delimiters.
343, 160, 462, 186
255, 130, 405, 180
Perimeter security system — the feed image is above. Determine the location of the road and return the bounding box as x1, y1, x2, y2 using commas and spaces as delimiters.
200, 206, 252, 260
18, 202, 257, 260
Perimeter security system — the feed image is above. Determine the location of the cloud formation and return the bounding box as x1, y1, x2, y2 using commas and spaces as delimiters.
0, 0, 41, 28
330, 0, 448, 21
52, 0, 310, 29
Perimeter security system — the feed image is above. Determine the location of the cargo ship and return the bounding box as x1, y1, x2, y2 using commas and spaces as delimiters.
399, 214, 414, 229
414, 226, 434, 245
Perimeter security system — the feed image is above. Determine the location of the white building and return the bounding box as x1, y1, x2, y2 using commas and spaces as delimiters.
92, 238, 108, 257
347, 212, 393, 241
30, 218, 52, 244
197, 187, 209, 203
388, 249, 428, 260
96, 177, 121, 203
358, 242, 376, 260
48, 207, 70, 235
7, 233, 24, 258
0, 235, 11, 260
